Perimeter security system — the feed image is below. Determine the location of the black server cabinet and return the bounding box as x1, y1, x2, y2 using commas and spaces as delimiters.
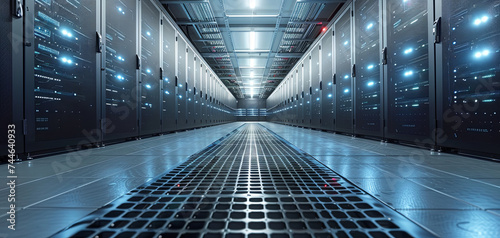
1, 4, 24, 158
195, 63, 203, 126
354, 0, 383, 137
176, 37, 187, 130
186, 48, 195, 127
139, 0, 161, 136
436, 0, 500, 156
291, 75, 298, 126
321, 30, 335, 131
162, 18, 176, 132
297, 67, 304, 125
207, 72, 212, 125
201, 68, 208, 126
335, 6, 354, 134
304, 58, 312, 126
383, 0, 435, 142
25, 0, 100, 152
311, 46, 322, 128
103, 0, 139, 141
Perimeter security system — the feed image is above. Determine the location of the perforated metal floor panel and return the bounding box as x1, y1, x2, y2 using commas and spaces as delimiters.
53, 123, 435, 238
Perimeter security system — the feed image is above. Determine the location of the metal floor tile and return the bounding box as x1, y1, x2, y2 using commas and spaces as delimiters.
398, 210, 500, 238
52, 124, 435, 238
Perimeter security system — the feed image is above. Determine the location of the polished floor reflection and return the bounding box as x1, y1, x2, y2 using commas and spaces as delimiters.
0, 122, 499, 237
53, 123, 434, 238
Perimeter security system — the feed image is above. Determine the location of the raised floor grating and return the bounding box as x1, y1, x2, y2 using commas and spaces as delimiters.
53, 123, 435, 238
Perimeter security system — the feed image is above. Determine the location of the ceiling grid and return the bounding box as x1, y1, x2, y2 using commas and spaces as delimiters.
161, 0, 345, 99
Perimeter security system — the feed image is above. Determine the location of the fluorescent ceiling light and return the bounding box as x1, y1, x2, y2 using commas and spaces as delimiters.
235, 50, 269, 53
226, 14, 279, 18
250, 0, 256, 9
250, 31, 256, 50
239, 66, 265, 69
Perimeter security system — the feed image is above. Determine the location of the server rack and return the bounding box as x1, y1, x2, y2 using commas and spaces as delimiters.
335, 5, 354, 134
207, 73, 213, 125
311, 46, 322, 129
139, 0, 161, 136
290, 75, 299, 126
161, 17, 176, 132
436, 0, 500, 155
24, 0, 101, 152
186, 47, 195, 127
285, 79, 291, 124
321, 29, 335, 131
383, 0, 435, 143
102, 0, 139, 141
353, 0, 383, 138
176, 36, 187, 130
195, 62, 202, 126
297, 66, 304, 125
1, 2, 24, 158
304, 56, 312, 126
201, 67, 208, 126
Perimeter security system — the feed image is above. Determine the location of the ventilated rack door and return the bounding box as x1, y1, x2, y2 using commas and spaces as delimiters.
311, 46, 322, 128
1, 5, 24, 157
102, 0, 139, 141
25, 0, 99, 152
140, 0, 161, 136
297, 66, 304, 124
335, 6, 354, 134
303, 58, 312, 125
437, 0, 500, 155
162, 18, 176, 132
176, 37, 187, 130
384, 0, 434, 142
354, 0, 383, 137
186, 48, 195, 127
321, 30, 335, 131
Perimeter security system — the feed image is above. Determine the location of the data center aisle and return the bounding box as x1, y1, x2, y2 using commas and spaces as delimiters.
53, 123, 434, 238
262, 122, 500, 237
0, 123, 244, 238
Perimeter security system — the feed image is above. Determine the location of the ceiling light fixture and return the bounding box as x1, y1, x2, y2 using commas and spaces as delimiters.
250, 31, 256, 50
226, 14, 279, 18
250, 0, 256, 9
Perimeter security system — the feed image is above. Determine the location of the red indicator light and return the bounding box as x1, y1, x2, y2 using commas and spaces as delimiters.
177, 184, 180, 187
322, 27, 327, 32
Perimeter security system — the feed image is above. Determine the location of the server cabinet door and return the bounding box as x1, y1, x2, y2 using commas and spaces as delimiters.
25, 0, 100, 152
208, 74, 213, 125
437, 0, 500, 156
1, 6, 24, 157
186, 48, 195, 127
321, 30, 335, 131
195, 62, 203, 126
354, 0, 383, 137
384, 0, 434, 142
201, 67, 208, 125
290, 75, 297, 125
335, 6, 354, 134
162, 19, 176, 132
297, 67, 304, 125
176, 37, 187, 129
311, 46, 322, 128
304, 58, 312, 126
140, 0, 161, 136
103, 0, 138, 141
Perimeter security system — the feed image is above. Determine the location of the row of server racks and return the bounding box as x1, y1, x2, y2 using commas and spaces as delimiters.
1, 0, 237, 159
267, 0, 499, 158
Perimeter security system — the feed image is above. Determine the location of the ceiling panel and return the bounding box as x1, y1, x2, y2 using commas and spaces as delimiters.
162, 0, 346, 99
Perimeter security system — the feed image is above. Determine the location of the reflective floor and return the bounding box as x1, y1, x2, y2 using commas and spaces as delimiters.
0, 122, 499, 237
